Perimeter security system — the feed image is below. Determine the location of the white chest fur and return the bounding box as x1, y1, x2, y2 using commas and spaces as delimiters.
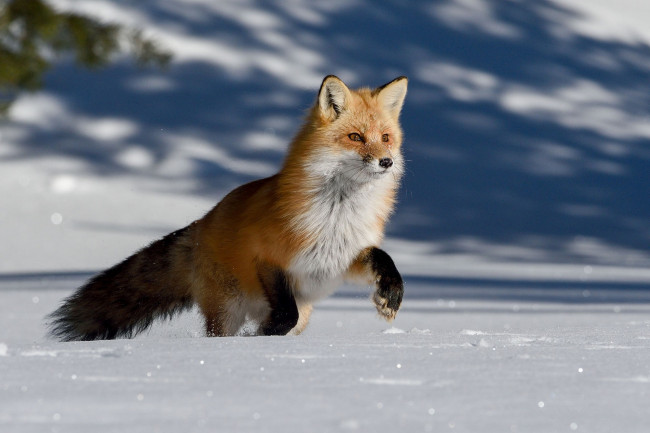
288, 150, 397, 301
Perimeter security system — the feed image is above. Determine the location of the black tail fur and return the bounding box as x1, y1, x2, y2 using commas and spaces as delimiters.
47, 226, 195, 341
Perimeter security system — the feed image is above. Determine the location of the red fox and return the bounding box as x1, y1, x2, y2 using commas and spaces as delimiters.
48, 75, 408, 340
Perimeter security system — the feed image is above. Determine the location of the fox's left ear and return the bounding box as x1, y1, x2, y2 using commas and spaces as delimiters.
374, 76, 408, 118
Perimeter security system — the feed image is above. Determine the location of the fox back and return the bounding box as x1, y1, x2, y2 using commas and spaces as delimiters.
48, 75, 408, 340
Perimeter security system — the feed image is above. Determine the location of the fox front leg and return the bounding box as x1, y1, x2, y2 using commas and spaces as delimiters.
349, 247, 404, 321
257, 264, 299, 335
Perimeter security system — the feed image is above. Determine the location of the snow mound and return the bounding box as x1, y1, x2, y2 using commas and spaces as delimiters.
382, 327, 431, 335
409, 328, 431, 335
460, 329, 487, 336
382, 327, 406, 334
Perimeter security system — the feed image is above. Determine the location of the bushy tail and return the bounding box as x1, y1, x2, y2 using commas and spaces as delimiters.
48, 226, 195, 341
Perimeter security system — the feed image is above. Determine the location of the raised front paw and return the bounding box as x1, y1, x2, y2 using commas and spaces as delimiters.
372, 276, 404, 322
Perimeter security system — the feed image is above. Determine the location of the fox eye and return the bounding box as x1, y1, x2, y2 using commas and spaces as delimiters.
348, 133, 363, 142
382, 134, 390, 142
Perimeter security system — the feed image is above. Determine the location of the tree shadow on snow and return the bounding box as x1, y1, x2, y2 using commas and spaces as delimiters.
3, 0, 650, 265
334, 274, 650, 307
2, 270, 649, 313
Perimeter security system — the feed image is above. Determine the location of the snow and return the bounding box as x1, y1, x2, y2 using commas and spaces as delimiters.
1, 0, 650, 432
2, 276, 650, 432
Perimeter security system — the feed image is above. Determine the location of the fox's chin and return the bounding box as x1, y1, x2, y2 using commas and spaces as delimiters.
359, 167, 395, 182
370, 170, 390, 178
369, 162, 402, 177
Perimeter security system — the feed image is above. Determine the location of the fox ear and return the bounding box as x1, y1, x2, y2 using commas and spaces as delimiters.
318, 75, 351, 120
375, 76, 408, 118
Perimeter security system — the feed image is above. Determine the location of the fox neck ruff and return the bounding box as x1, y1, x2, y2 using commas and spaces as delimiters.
284, 148, 402, 301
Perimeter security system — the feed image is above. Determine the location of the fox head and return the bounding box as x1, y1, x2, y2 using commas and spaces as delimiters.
286, 75, 408, 186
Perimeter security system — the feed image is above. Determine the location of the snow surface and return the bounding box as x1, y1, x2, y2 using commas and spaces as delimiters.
2, 275, 650, 433
2, 0, 650, 272
1, 0, 650, 432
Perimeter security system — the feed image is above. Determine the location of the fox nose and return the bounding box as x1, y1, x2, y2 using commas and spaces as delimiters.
379, 158, 393, 169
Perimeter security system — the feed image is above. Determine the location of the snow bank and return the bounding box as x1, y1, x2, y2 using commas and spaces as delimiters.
2, 0, 650, 274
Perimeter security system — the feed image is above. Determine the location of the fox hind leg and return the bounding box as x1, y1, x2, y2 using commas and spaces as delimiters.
204, 313, 225, 337
197, 269, 248, 337
202, 297, 248, 337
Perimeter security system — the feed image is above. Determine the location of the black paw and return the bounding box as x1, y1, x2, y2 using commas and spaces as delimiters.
373, 274, 404, 322
260, 308, 299, 336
